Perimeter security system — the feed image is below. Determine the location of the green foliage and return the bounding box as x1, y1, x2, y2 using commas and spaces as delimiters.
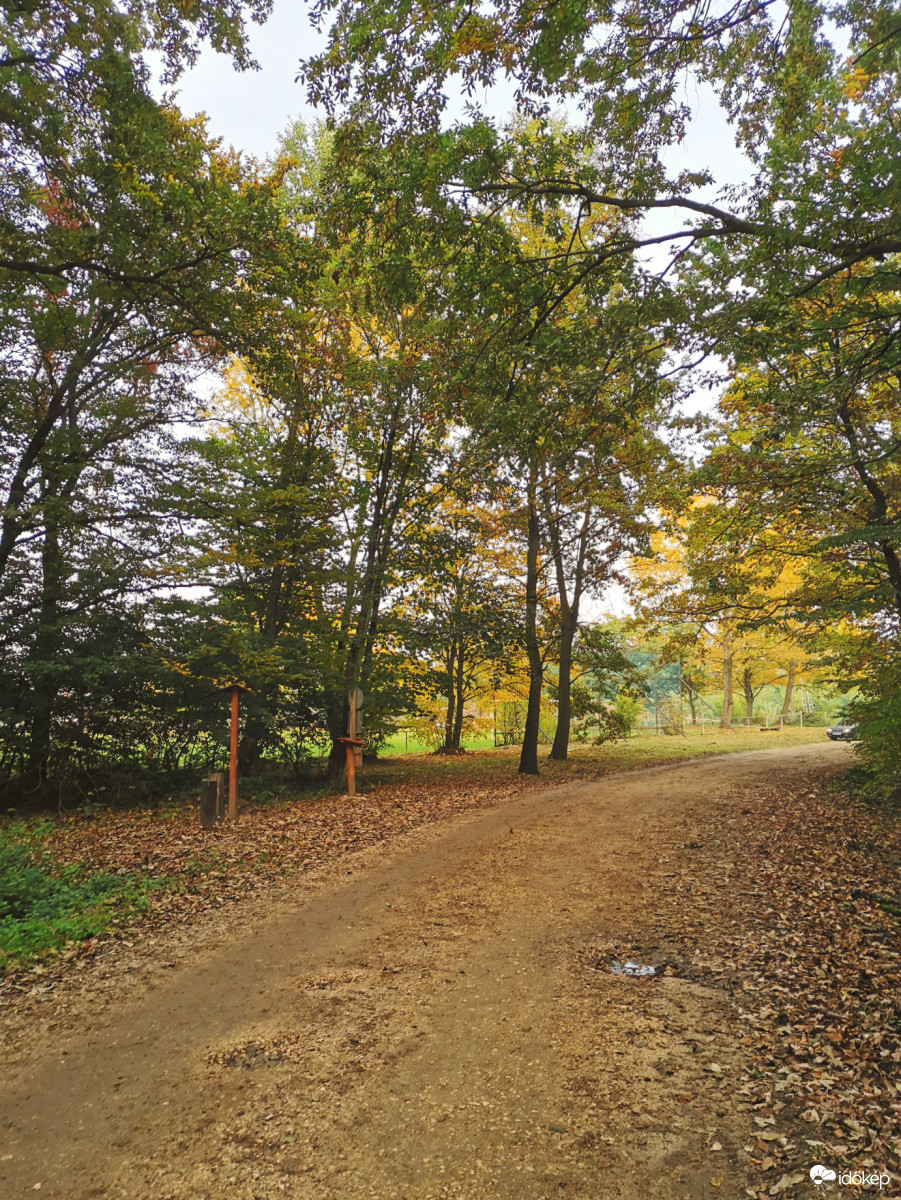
5, 2, 898, 798
562, 683, 626, 744
0, 825, 170, 969
307, 0, 901, 286
614, 694, 645, 736
0, 4, 302, 787
848, 657, 901, 807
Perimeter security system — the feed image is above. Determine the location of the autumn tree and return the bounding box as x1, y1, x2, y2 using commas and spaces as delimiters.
303, 2, 901, 319
420, 135, 681, 771
405, 502, 524, 753
536, 358, 676, 760
632, 519, 818, 730
183, 120, 482, 778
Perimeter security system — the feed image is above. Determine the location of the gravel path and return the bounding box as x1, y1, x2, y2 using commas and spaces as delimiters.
0, 741, 851, 1199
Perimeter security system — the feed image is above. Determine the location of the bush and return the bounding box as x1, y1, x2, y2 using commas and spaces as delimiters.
614, 693, 645, 736
847, 656, 901, 807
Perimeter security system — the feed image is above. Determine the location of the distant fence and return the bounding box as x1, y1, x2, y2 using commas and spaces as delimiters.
637, 710, 821, 734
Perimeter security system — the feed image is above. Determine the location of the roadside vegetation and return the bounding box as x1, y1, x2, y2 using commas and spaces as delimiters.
0, 821, 172, 971
1, 727, 828, 975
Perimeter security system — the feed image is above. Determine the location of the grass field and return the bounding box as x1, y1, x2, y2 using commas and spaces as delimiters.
362, 724, 831, 791
380, 719, 829, 758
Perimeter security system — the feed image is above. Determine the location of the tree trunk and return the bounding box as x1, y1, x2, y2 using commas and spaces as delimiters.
780, 662, 796, 717
519, 462, 542, 775
451, 653, 466, 751
237, 708, 269, 774
720, 633, 734, 729
237, 416, 316, 773
682, 673, 698, 725
27, 512, 64, 779
742, 667, 755, 723
544, 488, 589, 763
549, 616, 575, 760
442, 644, 457, 752
838, 398, 901, 616
327, 389, 417, 779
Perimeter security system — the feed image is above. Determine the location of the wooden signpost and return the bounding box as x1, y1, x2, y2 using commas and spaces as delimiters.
337, 687, 364, 797
349, 687, 363, 766
199, 685, 245, 828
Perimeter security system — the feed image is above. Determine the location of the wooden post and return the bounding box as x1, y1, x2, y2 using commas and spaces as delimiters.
200, 778, 217, 829
229, 686, 239, 820
337, 738, 362, 797
210, 771, 226, 821
346, 738, 356, 797
339, 689, 364, 797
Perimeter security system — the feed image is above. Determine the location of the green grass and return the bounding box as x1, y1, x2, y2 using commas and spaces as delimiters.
381, 730, 497, 756
0, 822, 171, 971
360, 724, 831, 791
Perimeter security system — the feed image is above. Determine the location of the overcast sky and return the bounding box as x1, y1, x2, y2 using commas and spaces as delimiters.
159, 5, 323, 160
165, 0, 752, 196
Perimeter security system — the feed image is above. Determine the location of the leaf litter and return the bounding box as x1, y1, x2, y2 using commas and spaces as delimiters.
646, 775, 901, 1196
1, 751, 898, 1198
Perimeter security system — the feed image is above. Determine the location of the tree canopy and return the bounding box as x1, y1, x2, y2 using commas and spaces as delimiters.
1, 0, 899, 802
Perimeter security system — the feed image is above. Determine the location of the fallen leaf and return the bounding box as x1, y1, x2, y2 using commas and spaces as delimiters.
769, 1171, 807, 1195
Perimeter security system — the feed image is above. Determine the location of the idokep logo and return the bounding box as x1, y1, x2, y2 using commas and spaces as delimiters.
809, 1164, 892, 1189
810, 1165, 836, 1185
838, 1171, 892, 1190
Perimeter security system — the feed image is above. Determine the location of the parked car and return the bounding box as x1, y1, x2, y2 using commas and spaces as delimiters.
826, 723, 858, 741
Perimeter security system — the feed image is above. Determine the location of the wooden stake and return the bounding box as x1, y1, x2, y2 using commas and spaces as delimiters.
347, 693, 356, 797
337, 736, 363, 798
199, 778, 217, 829
339, 689, 364, 797
349, 687, 364, 768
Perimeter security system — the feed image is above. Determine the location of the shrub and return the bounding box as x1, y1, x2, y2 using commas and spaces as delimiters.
847, 655, 901, 808
614, 693, 645, 736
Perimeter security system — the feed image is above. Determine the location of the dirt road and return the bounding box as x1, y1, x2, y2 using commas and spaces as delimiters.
0, 742, 851, 1199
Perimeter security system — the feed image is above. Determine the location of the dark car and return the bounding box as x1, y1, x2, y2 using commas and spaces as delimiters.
826, 723, 858, 741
